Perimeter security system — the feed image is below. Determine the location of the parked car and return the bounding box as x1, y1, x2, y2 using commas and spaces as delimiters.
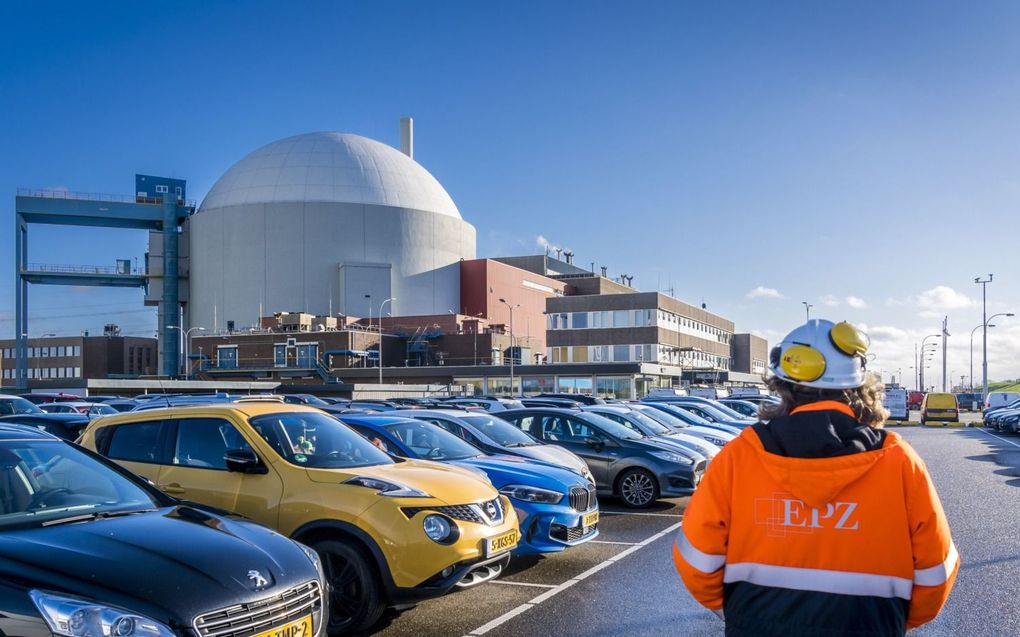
348, 400, 401, 412
955, 392, 983, 411
717, 398, 760, 418
387, 397, 445, 409
81, 403, 519, 633
732, 394, 781, 408
500, 408, 706, 508
19, 392, 82, 404
983, 399, 1020, 430
442, 397, 524, 412
534, 393, 605, 405
130, 395, 234, 411
920, 392, 959, 423
0, 413, 91, 441
985, 391, 1020, 411
643, 396, 756, 428
0, 423, 327, 637
319, 396, 352, 407
908, 391, 925, 411
625, 403, 735, 447
521, 397, 583, 409
341, 415, 599, 556
105, 398, 144, 412
389, 409, 595, 483
40, 401, 119, 419
0, 394, 49, 416
640, 402, 743, 436
581, 405, 721, 461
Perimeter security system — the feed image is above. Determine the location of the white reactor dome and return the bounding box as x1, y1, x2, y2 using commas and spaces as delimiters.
199, 132, 461, 218
187, 129, 476, 333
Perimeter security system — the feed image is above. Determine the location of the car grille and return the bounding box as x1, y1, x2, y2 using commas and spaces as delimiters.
568, 484, 597, 512
193, 581, 321, 637
551, 522, 598, 543
402, 498, 505, 525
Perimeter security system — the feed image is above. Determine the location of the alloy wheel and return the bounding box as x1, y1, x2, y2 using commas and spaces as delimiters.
322, 550, 363, 631
621, 472, 655, 507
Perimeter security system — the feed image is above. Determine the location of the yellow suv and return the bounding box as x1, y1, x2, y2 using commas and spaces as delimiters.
80, 403, 519, 634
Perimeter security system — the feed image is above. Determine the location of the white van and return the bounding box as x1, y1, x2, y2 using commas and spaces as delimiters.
985, 391, 1020, 411
883, 387, 908, 421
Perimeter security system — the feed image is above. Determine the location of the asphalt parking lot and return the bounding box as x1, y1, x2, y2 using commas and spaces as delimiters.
372, 419, 1020, 637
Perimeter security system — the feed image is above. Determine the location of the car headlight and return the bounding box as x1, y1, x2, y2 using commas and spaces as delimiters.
649, 450, 694, 465
423, 514, 458, 544
499, 484, 564, 504
344, 476, 430, 497
30, 591, 174, 637
295, 541, 323, 575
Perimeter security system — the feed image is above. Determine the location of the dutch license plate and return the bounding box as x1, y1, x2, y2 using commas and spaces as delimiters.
486, 529, 519, 556
583, 510, 599, 528
252, 615, 312, 637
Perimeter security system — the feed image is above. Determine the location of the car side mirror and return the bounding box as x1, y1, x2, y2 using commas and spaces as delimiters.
224, 448, 267, 474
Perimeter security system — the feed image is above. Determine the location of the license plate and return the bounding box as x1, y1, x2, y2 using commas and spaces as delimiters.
583, 511, 599, 527
486, 529, 519, 556
252, 615, 312, 637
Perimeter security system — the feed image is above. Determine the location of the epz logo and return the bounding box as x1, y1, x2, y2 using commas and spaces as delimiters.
754, 493, 860, 537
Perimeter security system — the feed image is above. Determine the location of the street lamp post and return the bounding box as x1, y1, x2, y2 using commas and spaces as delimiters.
169, 326, 206, 380
975, 275, 993, 404
970, 311, 1013, 393
378, 298, 395, 385
919, 334, 940, 392
802, 301, 813, 321
499, 298, 520, 396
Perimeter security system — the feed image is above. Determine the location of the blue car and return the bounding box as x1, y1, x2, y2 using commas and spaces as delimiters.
339, 414, 600, 556
641, 402, 743, 436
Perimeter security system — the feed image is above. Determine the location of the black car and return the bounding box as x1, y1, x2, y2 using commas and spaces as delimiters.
0, 413, 90, 441
0, 423, 327, 637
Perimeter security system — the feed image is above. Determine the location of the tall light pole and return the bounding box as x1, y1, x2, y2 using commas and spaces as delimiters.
975, 275, 993, 404
499, 298, 520, 396
169, 326, 206, 380
378, 298, 395, 385
802, 301, 813, 321
940, 316, 949, 393
919, 334, 940, 392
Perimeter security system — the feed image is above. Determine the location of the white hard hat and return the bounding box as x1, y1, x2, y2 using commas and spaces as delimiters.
769, 319, 870, 390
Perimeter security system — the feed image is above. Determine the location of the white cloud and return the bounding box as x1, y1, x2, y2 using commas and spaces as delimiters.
820, 294, 840, 307
746, 286, 784, 300
846, 296, 868, 309
916, 286, 975, 311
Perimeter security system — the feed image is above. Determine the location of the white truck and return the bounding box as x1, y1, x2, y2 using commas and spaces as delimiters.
883, 387, 909, 421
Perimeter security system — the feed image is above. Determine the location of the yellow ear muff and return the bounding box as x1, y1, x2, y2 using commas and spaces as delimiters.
830, 321, 869, 357
780, 344, 827, 382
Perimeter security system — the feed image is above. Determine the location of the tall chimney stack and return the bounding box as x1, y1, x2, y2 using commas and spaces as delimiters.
400, 117, 414, 159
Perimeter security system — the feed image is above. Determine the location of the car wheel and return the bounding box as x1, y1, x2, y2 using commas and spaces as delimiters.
312, 539, 385, 635
618, 469, 659, 508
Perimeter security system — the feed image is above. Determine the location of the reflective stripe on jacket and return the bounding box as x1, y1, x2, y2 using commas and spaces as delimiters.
673, 405, 958, 636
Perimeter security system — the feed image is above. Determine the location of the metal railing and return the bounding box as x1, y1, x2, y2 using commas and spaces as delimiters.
17, 187, 196, 209
25, 262, 146, 276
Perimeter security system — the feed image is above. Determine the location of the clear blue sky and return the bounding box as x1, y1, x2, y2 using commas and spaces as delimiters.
3, 1, 1020, 386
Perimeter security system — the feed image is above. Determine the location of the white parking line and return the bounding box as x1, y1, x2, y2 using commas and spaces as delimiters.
600, 511, 681, 518
589, 540, 640, 546
490, 580, 557, 589
463, 519, 683, 636
974, 427, 1020, 449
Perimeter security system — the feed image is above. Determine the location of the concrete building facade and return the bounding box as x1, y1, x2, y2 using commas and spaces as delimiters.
1, 335, 158, 390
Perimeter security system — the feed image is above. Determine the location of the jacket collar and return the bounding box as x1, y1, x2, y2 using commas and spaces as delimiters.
789, 400, 856, 419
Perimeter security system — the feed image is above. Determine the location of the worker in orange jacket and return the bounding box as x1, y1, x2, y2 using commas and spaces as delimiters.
674, 319, 958, 636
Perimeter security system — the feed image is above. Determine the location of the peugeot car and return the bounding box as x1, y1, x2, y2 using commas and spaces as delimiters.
0, 423, 327, 637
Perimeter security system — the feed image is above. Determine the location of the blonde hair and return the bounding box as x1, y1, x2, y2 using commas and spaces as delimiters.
760, 372, 890, 428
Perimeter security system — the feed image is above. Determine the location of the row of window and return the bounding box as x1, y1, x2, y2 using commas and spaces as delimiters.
2, 367, 81, 379
455, 375, 636, 399
546, 344, 731, 369
547, 310, 732, 345
1, 346, 81, 359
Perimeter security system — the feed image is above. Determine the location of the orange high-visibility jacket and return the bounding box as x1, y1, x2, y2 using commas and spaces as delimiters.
674, 403, 958, 635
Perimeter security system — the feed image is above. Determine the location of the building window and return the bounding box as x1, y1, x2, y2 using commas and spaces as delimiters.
596, 376, 633, 400
73, 346, 80, 356
612, 345, 629, 362
274, 344, 287, 367
73, 367, 81, 377
521, 376, 555, 395
217, 346, 239, 369
557, 376, 593, 395
571, 346, 588, 363
155, 184, 169, 193
571, 313, 588, 329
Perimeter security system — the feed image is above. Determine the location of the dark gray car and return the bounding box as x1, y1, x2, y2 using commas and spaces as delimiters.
500, 408, 706, 508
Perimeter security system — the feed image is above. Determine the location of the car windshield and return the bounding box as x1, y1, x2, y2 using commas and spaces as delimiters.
577, 413, 643, 441
682, 403, 735, 422
298, 395, 329, 407
249, 412, 394, 469
652, 404, 715, 427
620, 410, 672, 435
460, 414, 538, 447
0, 397, 45, 416
705, 401, 752, 420
384, 421, 482, 461
0, 439, 158, 529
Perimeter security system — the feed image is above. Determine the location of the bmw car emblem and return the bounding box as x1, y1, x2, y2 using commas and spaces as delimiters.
247, 570, 270, 589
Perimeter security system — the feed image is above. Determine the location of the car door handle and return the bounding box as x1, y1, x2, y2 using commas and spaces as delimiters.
159, 483, 186, 495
